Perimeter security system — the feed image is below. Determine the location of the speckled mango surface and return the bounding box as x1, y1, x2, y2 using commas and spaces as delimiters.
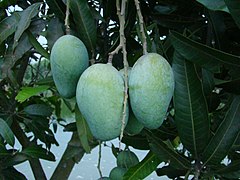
50, 35, 89, 98
129, 53, 174, 129
76, 63, 128, 141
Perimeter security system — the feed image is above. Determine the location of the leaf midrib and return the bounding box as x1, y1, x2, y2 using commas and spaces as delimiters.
171, 31, 240, 66
203, 101, 240, 165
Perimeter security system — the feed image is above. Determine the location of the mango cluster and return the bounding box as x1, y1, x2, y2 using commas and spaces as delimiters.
50, 35, 174, 141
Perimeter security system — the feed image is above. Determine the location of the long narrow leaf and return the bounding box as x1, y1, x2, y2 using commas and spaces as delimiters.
170, 31, 240, 72
0, 118, 15, 147
45, 0, 66, 20
123, 151, 161, 180
202, 95, 240, 165
173, 51, 210, 158
27, 31, 50, 59
224, 0, 240, 29
75, 105, 93, 153
0, 12, 20, 45
196, 0, 229, 13
13, 3, 41, 49
69, 0, 96, 52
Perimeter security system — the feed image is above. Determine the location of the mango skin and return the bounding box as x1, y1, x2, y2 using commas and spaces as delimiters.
129, 53, 174, 129
109, 167, 127, 180
76, 63, 129, 141
117, 150, 139, 169
50, 35, 89, 98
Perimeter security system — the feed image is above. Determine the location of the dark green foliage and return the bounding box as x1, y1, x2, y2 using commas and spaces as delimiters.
1, 0, 240, 179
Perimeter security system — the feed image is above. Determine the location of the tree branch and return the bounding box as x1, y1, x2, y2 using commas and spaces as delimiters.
134, 0, 147, 55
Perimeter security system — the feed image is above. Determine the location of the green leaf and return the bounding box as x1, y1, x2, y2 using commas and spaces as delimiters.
216, 78, 240, 94
27, 31, 50, 59
149, 138, 191, 169
2, 167, 26, 180
156, 166, 188, 179
196, 0, 229, 13
0, 118, 15, 147
45, 0, 66, 21
69, 0, 97, 52
216, 159, 240, 175
15, 85, 50, 103
172, 51, 210, 158
123, 151, 161, 180
0, 12, 20, 45
24, 104, 53, 117
46, 17, 64, 50
224, 0, 240, 29
202, 95, 240, 165
170, 31, 240, 72
202, 69, 215, 95
21, 145, 55, 161
75, 105, 93, 153
122, 134, 150, 150
13, 2, 41, 49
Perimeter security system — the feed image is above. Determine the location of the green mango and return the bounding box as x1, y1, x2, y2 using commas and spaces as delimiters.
76, 63, 129, 141
109, 167, 127, 180
117, 150, 139, 169
50, 35, 89, 98
129, 53, 174, 129
97, 177, 111, 180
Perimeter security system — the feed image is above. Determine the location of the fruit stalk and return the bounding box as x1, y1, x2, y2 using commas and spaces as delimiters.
97, 142, 103, 178
64, 0, 70, 34
134, 0, 147, 55
116, 0, 129, 149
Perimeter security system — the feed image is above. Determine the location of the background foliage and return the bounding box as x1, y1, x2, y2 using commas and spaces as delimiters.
0, 0, 240, 179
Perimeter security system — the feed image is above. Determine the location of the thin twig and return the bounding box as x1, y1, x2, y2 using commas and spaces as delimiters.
134, 0, 147, 55
97, 141, 103, 178
65, 0, 70, 34
108, 44, 122, 64
117, 0, 129, 150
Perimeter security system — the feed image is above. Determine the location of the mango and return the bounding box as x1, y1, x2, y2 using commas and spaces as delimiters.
117, 150, 139, 169
109, 167, 127, 180
50, 35, 89, 98
129, 53, 174, 129
76, 63, 129, 141
97, 177, 111, 180
124, 108, 144, 135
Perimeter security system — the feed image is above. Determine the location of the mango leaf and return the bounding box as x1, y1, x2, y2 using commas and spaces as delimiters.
75, 105, 93, 153
123, 151, 161, 180
224, 0, 240, 29
156, 166, 188, 179
46, 0, 66, 21
172, 51, 210, 158
0, 118, 15, 147
196, 0, 229, 13
21, 145, 55, 161
216, 159, 240, 175
69, 0, 97, 52
0, 12, 20, 45
15, 85, 50, 103
24, 104, 53, 117
202, 95, 240, 165
122, 134, 150, 150
27, 31, 50, 59
46, 17, 64, 50
1, 167, 26, 180
170, 31, 240, 72
149, 138, 191, 170
216, 78, 240, 94
13, 2, 41, 49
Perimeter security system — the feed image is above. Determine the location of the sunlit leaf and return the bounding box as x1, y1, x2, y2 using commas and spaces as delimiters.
0, 118, 15, 147
15, 85, 50, 103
